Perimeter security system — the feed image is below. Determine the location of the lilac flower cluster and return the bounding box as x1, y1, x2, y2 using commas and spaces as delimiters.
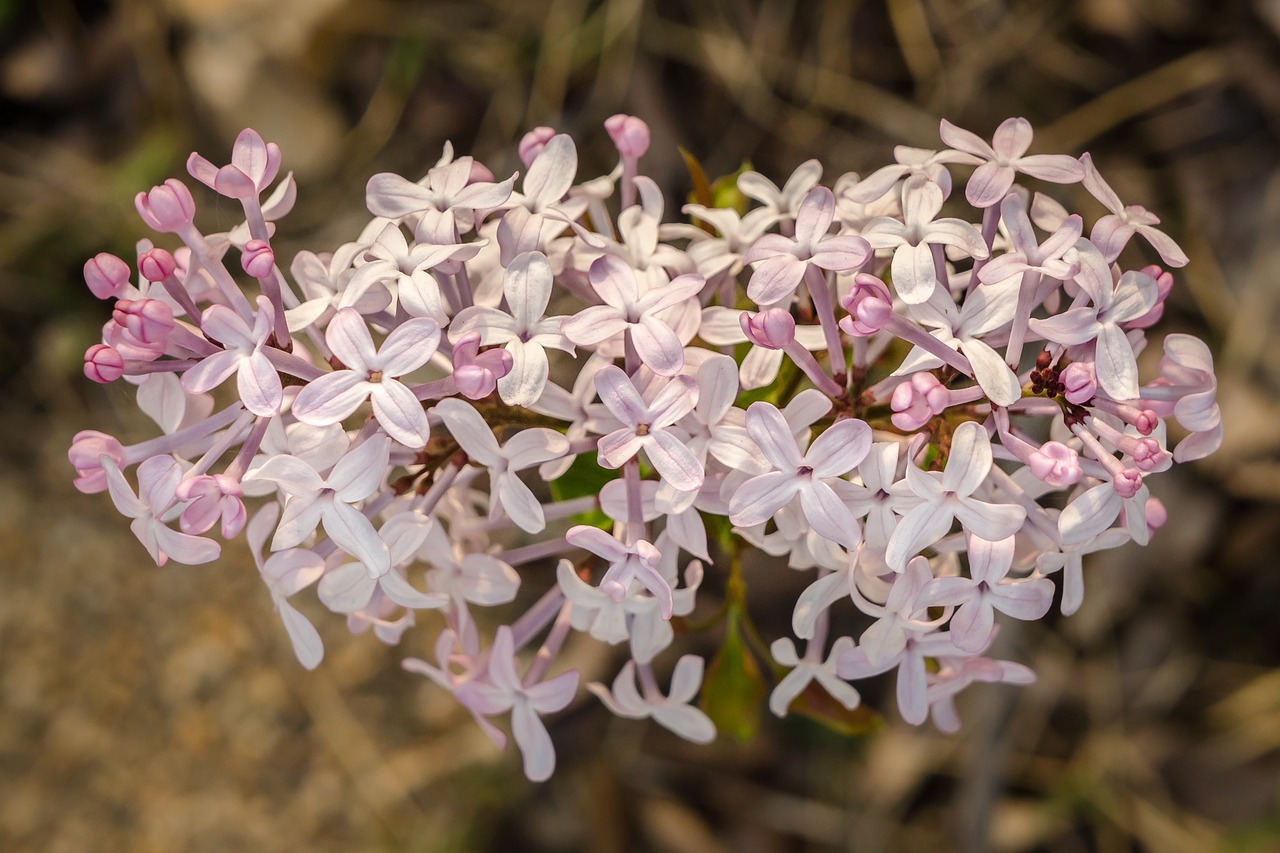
70, 117, 1222, 780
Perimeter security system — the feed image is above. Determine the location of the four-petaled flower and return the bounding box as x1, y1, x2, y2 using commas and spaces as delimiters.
292, 307, 441, 449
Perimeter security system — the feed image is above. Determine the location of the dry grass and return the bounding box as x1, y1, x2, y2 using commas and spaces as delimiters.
2, 0, 1279, 850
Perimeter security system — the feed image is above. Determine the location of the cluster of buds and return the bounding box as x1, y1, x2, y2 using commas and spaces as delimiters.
70, 117, 1222, 780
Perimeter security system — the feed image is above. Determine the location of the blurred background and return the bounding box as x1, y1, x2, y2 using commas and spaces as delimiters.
2, 0, 1279, 850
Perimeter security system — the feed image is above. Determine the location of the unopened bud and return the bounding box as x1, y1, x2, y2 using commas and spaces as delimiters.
241, 239, 276, 279
84, 253, 132, 300
83, 344, 125, 383
138, 247, 177, 283
739, 308, 795, 349
604, 114, 650, 159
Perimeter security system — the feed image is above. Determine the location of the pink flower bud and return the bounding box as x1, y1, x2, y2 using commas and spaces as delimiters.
1113, 468, 1143, 499
1027, 440, 1081, 487
241, 239, 276, 279
1061, 361, 1097, 404
605, 114, 650, 159
1133, 408, 1159, 436
67, 430, 125, 494
452, 333, 514, 399
739, 308, 795, 349
112, 298, 174, 344
839, 273, 893, 336
1129, 437, 1168, 471
519, 127, 557, 167
890, 372, 949, 431
135, 179, 195, 232
83, 253, 131, 300
83, 344, 125, 383
138, 247, 177, 283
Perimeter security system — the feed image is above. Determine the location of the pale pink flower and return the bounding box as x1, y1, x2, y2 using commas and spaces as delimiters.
562, 254, 704, 376
1080, 153, 1188, 267
182, 296, 283, 417
940, 117, 1084, 208
919, 534, 1054, 652
453, 626, 579, 782
769, 636, 859, 718
588, 656, 716, 744
101, 455, 220, 566
743, 186, 871, 305
885, 421, 1026, 570
291, 307, 440, 449
592, 366, 703, 492
434, 397, 570, 533
728, 402, 872, 550
187, 128, 283, 199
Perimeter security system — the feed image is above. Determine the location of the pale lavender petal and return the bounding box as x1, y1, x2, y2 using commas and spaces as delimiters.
496, 473, 546, 533
237, 353, 283, 417
939, 119, 995, 159
565, 524, 631, 563
728, 471, 801, 526
504, 427, 570, 471
370, 381, 432, 448
746, 402, 803, 470
958, 338, 1021, 407
1028, 308, 1102, 347
153, 524, 221, 565
272, 496, 324, 550
799, 480, 861, 549
1015, 154, 1085, 183
377, 317, 441, 376
290, 371, 370, 425
597, 429, 645, 469
885, 501, 955, 570
1136, 223, 1189, 268
991, 578, 1054, 620
1079, 153, 1123, 213
769, 668, 813, 718
746, 254, 806, 306
1090, 215, 1136, 264
793, 186, 836, 245
966, 161, 1015, 208
950, 600, 996, 653
952, 497, 1025, 541
200, 304, 256, 351
594, 366, 647, 427
512, 706, 556, 782
451, 174, 516, 211
497, 340, 549, 408
942, 422, 992, 496
645, 430, 704, 492
992, 117, 1033, 159
791, 570, 850, 639
806, 417, 872, 478
632, 314, 686, 376
278, 601, 324, 670
811, 235, 871, 271
506, 251, 554, 331
433, 397, 501, 465
181, 350, 241, 395
647, 374, 699, 427
1095, 322, 1140, 400
325, 308, 377, 371
329, 435, 391, 502
891, 242, 938, 304
561, 305, 628, 346
696, 355, 739, 424
637, 273, 706, 315
322, 500, 391, 578
896, 652, 930, 725
523, 135, 577, 204
968, 534, 1014, 584
588, 254, 639, 310
317, 562, 377, 612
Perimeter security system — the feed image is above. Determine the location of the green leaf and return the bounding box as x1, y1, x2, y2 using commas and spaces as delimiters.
699, 604, 766, 743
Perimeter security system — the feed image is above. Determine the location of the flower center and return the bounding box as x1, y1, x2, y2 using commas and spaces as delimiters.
635, 423, 651, 437
368, 369, 383, 383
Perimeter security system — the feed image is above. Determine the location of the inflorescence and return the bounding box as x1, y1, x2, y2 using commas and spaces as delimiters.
70, 116, 1222, 780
